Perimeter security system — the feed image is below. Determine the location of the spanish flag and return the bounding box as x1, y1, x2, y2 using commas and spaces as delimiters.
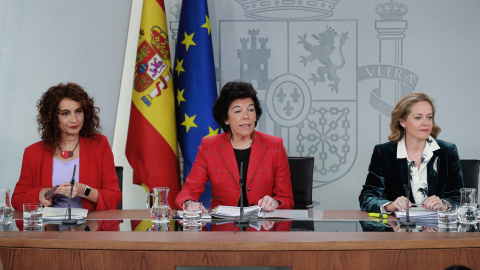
126, 0, 180, 208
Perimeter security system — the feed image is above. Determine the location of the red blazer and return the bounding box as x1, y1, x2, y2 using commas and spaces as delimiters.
12, 135, 122, 211
175, 131, 294, 210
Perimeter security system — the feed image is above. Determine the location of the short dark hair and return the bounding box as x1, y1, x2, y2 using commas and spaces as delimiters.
212, 81, 263, 132
37, 82, 101, 152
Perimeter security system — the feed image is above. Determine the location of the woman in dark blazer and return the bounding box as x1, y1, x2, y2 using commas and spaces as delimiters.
359, 92, 463, 213
175, 82, 294, 211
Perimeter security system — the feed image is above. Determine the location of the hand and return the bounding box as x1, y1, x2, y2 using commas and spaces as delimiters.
421, 226, 438, 232
257, 195, 279, 212
422, 195, 447, 210
39, 188, 52, 207
55, 182, 85, 199
261, 220, 275, 231
384, 196, 412, 212
183, 201, 207, 214
386, 220, 401, 232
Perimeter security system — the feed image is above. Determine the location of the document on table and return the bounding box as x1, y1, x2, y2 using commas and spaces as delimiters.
210, 205, 262, 218
42, 207, 88, 220
263, 209, 311, 219
394, 207, 437, 220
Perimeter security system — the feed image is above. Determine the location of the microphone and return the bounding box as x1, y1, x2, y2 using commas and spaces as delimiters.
399, 161, 416, 227
234, 162, 249, 227
62, 164, 78, 225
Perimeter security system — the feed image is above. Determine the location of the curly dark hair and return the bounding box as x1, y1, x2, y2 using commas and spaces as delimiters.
37, 83, 101, 152
389, 92, 441, 143
212, 81, 263, 133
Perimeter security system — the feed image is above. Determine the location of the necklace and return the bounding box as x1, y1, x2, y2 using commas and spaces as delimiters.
231, 139, 253, 150
59, 138, 80, 159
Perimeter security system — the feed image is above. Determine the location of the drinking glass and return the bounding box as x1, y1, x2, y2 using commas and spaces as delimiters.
438, 206, 458, 228
23, 203, 43, 231
0, 188, 13, 224
182, 201, 202, 227
458, 188, 477, 224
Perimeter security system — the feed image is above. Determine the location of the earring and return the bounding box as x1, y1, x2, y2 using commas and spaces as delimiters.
403, 127, 406, 134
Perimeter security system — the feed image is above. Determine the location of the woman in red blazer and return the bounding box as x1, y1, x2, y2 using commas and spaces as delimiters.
175, 82, 294, 211
12, 83, 121, 211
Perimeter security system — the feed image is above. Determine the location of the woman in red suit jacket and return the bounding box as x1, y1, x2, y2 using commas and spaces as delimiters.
12, 83, 121, 211
175, 82, 294, 211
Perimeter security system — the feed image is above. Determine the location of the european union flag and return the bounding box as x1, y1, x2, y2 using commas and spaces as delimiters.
173, 0, 219, 208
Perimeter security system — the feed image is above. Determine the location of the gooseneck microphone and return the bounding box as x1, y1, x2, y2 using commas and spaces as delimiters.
62, 164, 78, 225
399, 161, 416, 227
234, 162, 249, 227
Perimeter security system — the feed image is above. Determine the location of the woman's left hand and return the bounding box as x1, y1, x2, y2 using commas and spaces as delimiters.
423, 195, 447, 210
55, 182, 85, 199
261, 220, 275, 231
258, 195, 279, 212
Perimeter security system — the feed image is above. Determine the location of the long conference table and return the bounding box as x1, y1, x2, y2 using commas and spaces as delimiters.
1, 209, 480, 269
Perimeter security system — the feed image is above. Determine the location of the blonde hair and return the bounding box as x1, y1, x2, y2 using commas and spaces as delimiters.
388, 92, 441, 143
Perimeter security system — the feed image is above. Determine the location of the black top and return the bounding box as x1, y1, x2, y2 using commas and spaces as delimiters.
234, 148, 251, 207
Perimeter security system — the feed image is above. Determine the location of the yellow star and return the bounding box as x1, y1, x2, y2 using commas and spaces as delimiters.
201, 15, 211, 35
176, 88, 186, 107
204, 126, 219, 138
181, 32, 196, 51
175, 59, 185, 77
182, 113, 198, 133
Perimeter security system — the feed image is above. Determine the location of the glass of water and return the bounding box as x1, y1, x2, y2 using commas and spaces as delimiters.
459, 188, 477, 224
438, 206, 458, 229
23, 203, 43, 231
182, 201, 202, 227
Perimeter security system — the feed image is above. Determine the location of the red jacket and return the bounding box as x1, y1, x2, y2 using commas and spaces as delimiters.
175, 131, 294, 210
12, 135, 122, 211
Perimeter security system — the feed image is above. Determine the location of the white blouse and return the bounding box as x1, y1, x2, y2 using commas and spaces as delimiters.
397, 136, 440, 205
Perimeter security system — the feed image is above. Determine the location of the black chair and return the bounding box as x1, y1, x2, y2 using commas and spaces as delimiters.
460, 159, 479, 190
288, 156, 316, 209
115, 166, 123, 209
288, 157, 316, 231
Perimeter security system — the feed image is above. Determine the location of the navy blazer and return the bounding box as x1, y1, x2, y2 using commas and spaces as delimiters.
359, 139, 464, 213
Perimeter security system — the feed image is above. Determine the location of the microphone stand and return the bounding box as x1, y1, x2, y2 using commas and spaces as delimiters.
399, 162, 416, 227
234, 162, 249, 227
62, 164, 78, 225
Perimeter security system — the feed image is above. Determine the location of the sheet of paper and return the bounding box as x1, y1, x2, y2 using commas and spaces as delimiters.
263, 209, 310, 219
394, 208, 437, 220
42, 207, 88, 220
210, 205, 262, 218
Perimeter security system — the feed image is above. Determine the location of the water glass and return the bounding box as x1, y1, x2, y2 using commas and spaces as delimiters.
183, 224, 202, 232
459, 188, 478, 224
0, 188, 13, 224
438, 206, 458, 228
23, 203, 43, 230
182, 201, 202, 227
457, 222, 479, 232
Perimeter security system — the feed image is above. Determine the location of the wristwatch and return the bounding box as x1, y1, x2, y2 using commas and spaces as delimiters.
82, 185, 91, 197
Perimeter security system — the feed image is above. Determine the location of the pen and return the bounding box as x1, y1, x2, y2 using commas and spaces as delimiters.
369, 213, 387, 218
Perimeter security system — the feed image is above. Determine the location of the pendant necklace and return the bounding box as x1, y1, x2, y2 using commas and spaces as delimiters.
59, 138, 80, 159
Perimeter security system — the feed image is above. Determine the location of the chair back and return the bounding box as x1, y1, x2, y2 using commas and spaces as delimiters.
115, 166, 124, 209
288, 157, 314, 209
460, 159, 479, 190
